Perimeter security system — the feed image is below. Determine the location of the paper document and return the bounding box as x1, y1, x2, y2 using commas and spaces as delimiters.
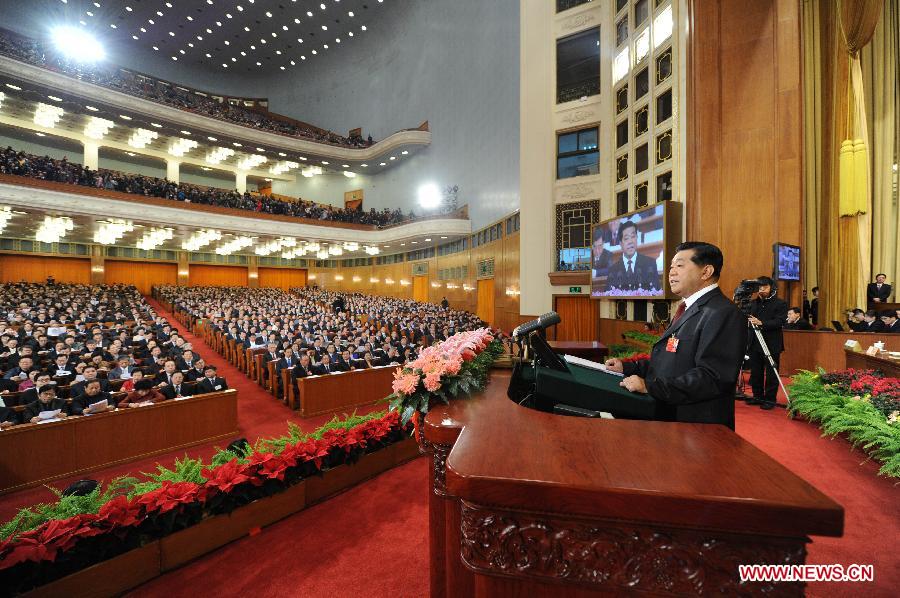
562, 354, 625, 377
38, 409, 61, 420
88, 400, 108, 412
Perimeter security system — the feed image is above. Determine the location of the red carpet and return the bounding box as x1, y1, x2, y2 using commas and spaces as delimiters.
0, 298, 387, 523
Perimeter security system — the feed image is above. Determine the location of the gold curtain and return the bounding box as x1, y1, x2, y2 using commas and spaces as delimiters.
839, 0, 883, 52
863, 0, 900, 290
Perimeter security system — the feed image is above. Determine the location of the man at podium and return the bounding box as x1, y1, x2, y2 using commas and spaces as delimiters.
605, 242, 746, 429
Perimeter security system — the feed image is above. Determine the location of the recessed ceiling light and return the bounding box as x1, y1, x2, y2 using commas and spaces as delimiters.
119, 114, 131, 120
188, 43, 193, 48
401, 150, 409, 155
148, 19, 154, 24
201, 167, 211, 171
389, 156, 396, 160
156, 11, 163, 16
244, 26, 250, 31
379, 162, 386, 166
257, 147, 266, 152
110, 24, 117, 29
35, 132, 46, 137
150, 122, 162, 128
206, 28, 212, 33
126, 152, 136, 156
349, 11, 354, 17
86, 11, 93, 17
320, 3, 326, 9
321, 161, 329, 165
85, 104, 98, 111
207, 136, 217, 141
224, 40, 230, 45
278, 152, 286, 156
290, 60, 295, 65
237, 5, 243, 11
306, 11, 313, 16
361, 25, 367, 31
348, 32, 353, 37
215, 21, 221, 26
132, 35, 139, 40
323, 44, 328, 49
226, 13, 232, 18
361, 164, 368, 167
231, 57, 237, 61
241, 51, 246, 56
168, 31, 175, 36
205, 53, 211, 57
153, 46, 159, 50
276, 50, 281, 54
311, 50, 316, 54
140, 27, 146, 32
47, 95, 62, 101
222, 63, 228, 67
187, 16, 193, 21
440, 236, 448, 239
280, 66, 285, 70
197, 35, 203, 40
342, 164, 349, 168
181, 130, 191, 135
282, 25, 288, 30
294, 18, 300, 23
256, 61, 261, 66
265, 11, 272, 17
125, 6, 132, 11
271, 32, 277, 37
250, 45, 256, 49
171, 56, 177, 60
411, 241, 418, 244
179, 49, 185, 54
321, 25, 328, 30
425, 238, 432, 242
233, 142, 242, 146
336, 38, 340, 43
301, 55, 306, 59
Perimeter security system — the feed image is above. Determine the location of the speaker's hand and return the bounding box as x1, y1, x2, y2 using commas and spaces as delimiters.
604, 358, 624, 373
620, 375, 647, 394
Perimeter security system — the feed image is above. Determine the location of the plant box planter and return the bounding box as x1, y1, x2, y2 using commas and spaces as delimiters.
22, 438, 418, 597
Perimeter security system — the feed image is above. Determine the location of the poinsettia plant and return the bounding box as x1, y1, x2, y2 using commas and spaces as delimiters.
0, 410, 411, 594
387, 328, 504, 425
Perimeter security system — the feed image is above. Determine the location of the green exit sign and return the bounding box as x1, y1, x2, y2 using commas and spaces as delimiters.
569, 286, 582, 293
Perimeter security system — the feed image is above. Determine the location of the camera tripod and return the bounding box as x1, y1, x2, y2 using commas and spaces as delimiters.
735, 321, 790, 408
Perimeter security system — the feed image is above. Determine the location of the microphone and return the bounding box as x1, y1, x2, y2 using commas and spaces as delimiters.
512, 311, 561, 339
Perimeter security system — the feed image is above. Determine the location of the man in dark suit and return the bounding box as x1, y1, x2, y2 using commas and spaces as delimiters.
24, 385, 70, 423
292, 354, 314, 379
160, 371, 193, 400
196, 365, 228, 394
784, 307, 813, 330
880, 310, 900, 333
70, 379, 115, 415
605, 221, 660, 292
859, 309, 885, 333
747, 276, 788, 410
605, 241, 747, 429
313, 354, 337, 375
867, 273, 892, 304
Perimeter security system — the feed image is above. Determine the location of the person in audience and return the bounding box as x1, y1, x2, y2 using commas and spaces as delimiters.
24, 385, 69, 423
293, 354, 314, 379
3, 355, 35, 383
175, 349, 198, 371
359, 351, 383, 369
70, 379, 115, 415
846, 308, 866, 332
860, 309, 885, 333
276, 347, 296, 372
0, 399, 17, 428
160, 371, 193, 400
880, 310, 900, 333
119, 378, 167, 407
156, 359, 179, 387
784, 307, 813, 330
109, 356, 136, 380
314, 353, 337, 375
120, 368, 144, 393
810, 286, 820, 326
185, 358, 207, 382
69, 365, 110, 397
196, 365, 228, 393
867, 273, 892, 304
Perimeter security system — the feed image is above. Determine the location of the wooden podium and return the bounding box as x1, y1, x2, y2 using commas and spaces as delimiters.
422, 372, 843, 597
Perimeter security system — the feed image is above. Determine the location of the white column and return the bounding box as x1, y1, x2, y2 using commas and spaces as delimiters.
235, 171, 247, 194
166, 159, 180, 183
83, 141, 99, 171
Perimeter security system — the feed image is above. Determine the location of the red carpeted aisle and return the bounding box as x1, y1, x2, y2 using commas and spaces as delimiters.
0, 299, 386, 523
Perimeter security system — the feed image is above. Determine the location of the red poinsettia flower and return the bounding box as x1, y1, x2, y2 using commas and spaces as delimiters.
97, 495, 143, 529
0, 515, 98, 570
136, 481, 203, 514
461, 349, 476, 362
254, 453, 291, 482
204, 459, 252, 495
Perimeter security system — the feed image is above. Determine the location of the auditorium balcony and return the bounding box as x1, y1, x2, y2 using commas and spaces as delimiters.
0, 28, 431, 167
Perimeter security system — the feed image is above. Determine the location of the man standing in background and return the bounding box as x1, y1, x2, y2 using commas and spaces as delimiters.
747, 277, 788, 410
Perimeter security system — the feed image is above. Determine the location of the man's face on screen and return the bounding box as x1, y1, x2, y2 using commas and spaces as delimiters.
621, 226, 637, 258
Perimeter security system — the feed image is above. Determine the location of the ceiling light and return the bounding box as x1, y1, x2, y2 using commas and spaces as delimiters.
169, 31, 175, 36
119, 114, 131, 120
51, 26, 105, 62
282, 25, 288, 30
425, 238, 432, 242
418, 183, 441, 209
84, 116, 114, 139
36, 216, 74, 244
233, 142, 242, 147
226, 13, 232, 18
182, 229, 221, 251
187, 16, 193, 21
294, 18, 300, 23
361, 164, 367, 167
33, 103, 64, 128
307, 11, 313, 17
128, 128, 158, 149
244, 26, 250, 31
86, 11, 94, 17
237, 5, 243, 11
206, 147, 235, 165
169, 138, 198, 157
311, 50, 316, 54
180, 130, 191, 135
215, 236, 254, 256
157, 11, 164, 16
322, 25, 328, 30
126, 152, 135, 156
148, 19, 154, 24
280, 66, 285, 70
35, 132, 46, 137
94, 219, 134, 245
47, 95, 62, 101
237, 154, 267, 170
343, 171, 356, 178
321, 161, 329, 165
349, 11, 354, 17
5, 83, 21, 91
171, 56, 177, 61
201, 167, 211, 171
150, 122, 162, 128
265, 11, 272, 17
401, 150, 409, 155
153, 46, 159, 50
389, 156, 396, 160
207, 136, 218, 141
411, 241, 418, 244
349, 32, 353, 37
269, 160, 299, 175
379, 162, 386, 166
440, 236, 448, 239
206, 53, 212, 57
361, 25, 367, 31
110, 24, 117, 29
301, 55, 306, 59
126, 6, 132, 11
137, 227, 174, 251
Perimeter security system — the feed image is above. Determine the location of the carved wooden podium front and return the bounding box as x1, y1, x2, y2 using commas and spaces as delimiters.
422, 372, 843, 597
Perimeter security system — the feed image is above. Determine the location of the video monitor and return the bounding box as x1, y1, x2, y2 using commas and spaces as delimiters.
591, 202, 681, 299
774, 243, 801, 281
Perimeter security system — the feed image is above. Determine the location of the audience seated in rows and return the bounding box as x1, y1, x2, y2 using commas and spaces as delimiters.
155, 285, 487, 395
0, 283, 228, 426
0, 146, 416, 227
0, 28, 373, 148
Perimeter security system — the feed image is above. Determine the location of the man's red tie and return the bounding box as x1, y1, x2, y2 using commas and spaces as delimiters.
670, 302, 686, 328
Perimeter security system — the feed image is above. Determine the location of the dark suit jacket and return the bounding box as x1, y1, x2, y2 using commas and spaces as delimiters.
784, 320, 813, 331
313, 363, 337, 375
867, 282, 892, 303
292, 364, 314, 379
750, 296, 788, 354
0, 405, 19, 425
70, 378, 111, 397
622, 287, 747, 429
887, 320, 900, 333
606, 253, 660, 291
196, 377, 228, 394
23, 398, 70, 421
275, 357, 296, 371
71, 391, 116, 415
860, 319, 885, 333
160, 384, 194, 400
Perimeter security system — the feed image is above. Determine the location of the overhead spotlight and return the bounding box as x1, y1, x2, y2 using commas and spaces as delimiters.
52, 26, 105, 61
418, 183, 441, 209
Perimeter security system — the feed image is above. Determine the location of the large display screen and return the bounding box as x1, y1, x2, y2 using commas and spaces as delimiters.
591, 203, 679, 299
774, 243, 801, 281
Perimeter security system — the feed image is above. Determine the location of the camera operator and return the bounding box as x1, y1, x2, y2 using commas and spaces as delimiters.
746, 276, 787, 410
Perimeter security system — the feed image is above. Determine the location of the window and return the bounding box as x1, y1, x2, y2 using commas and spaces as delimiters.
616, 154, 628, 182
613, 46, 630, 84
555, 200, 600, 271
635, 105, 649, 137
656, 47, 672, 84
635, 0, 649, 26
616, 0, 628, 13
556, 0, 593, 12
557, 27, 601, 103
635, 67, 649, 100
616, 85, 628, 113
654, 5, 673, 49
656, 171, 673, 202
616, 18, 628, 47
557, 126, 599, 179
635, 181, 649, 208
616, 189, 629, 215
656, 130, 672, 163
656, 89, 672, 123
616, 119, 629, 148
635, 143, 649, 173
